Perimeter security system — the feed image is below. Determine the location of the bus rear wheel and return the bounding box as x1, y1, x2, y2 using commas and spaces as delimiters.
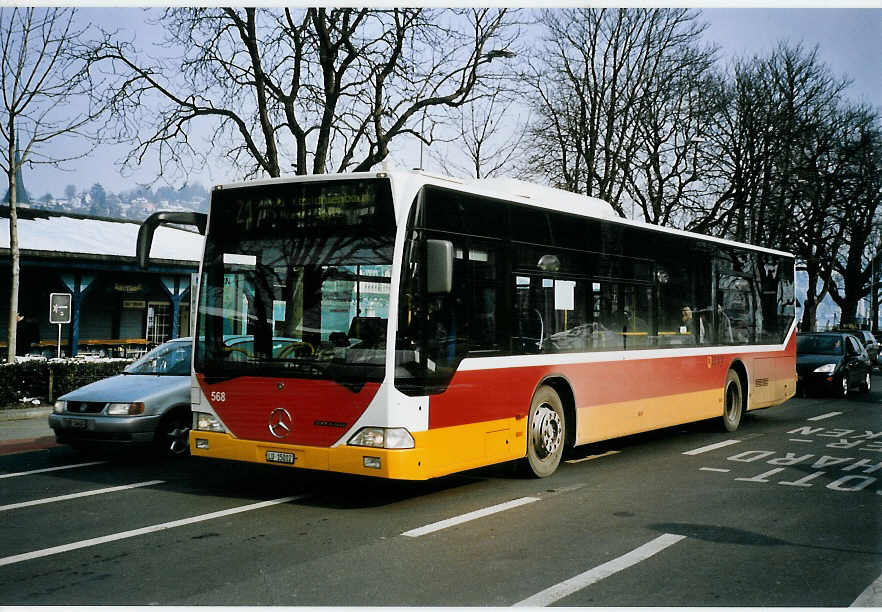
721, 369, 743, 433
525, 385, 566, 478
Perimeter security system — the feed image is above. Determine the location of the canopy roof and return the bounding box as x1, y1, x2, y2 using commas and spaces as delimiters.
0, 207, 203, 263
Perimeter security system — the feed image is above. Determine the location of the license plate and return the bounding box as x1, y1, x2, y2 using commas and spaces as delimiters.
67, 418, 88, 429
266, 450, 295, 464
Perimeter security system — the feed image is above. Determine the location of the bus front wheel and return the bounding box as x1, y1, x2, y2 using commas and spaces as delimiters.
525, 385, 566, 478
721, 369, 743, 433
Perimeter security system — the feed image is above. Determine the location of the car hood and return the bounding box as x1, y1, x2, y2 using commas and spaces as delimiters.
796, 354, 843, 369
59, 374, 190, 403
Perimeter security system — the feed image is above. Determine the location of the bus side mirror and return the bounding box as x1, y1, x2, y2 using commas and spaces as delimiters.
137, 211, 208, 269
426, 239, 453, 294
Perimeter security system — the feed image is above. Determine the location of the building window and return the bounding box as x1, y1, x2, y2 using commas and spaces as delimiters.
147, 302, 171, 344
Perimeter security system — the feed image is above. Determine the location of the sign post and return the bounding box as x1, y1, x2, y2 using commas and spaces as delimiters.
49, 293, 72, 358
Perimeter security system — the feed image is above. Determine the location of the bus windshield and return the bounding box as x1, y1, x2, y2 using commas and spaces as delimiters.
195, 178, 395, 385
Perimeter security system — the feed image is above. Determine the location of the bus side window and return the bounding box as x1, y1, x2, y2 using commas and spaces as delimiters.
717, 273, 754, 344
589, 282, 652, 350
464, 241, 502, 353
513, 275, 590, 354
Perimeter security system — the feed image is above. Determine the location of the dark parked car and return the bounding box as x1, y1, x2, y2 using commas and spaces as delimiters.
852, 330, 880, 367
49, 338, 192, 456
796, 332, 872, 398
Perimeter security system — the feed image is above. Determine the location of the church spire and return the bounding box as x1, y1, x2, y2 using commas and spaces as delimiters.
4, 131, 30, 204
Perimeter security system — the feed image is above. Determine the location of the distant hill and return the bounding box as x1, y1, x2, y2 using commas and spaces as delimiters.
19, 182, 209, 222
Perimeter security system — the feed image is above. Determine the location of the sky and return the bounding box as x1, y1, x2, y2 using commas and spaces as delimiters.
12, 6, 882, 197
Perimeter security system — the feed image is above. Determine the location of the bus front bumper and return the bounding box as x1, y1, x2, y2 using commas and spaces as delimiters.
189, 430, 428, 479
189, 416, 524, 480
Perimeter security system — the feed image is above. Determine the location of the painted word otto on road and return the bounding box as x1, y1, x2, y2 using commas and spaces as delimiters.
725, 446, 882, 493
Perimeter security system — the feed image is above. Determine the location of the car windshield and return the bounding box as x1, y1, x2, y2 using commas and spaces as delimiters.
797, 335, 844, 356
125, 340, 192, 375
195, 178, 395, 385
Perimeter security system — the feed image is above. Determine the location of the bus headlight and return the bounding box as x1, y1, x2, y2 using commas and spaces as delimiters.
193, 411, 226, 433
348, 427, 414, 449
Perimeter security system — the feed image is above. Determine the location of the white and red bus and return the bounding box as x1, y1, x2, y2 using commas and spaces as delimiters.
138, 171, 796, 479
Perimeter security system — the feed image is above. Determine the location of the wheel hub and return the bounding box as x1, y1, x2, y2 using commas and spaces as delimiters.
531, 403, 562, 459
167, 425, 190, 455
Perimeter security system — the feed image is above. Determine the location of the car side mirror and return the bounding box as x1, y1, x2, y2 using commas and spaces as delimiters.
426, 239, 453, 294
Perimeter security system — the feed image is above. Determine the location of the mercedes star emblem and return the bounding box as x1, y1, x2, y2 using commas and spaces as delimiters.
268, 407, 293, 439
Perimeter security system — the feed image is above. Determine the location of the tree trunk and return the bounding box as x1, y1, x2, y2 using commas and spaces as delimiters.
799, 267, 825, 333
800, 293, 817, 333
6, 127, 19, 363
838, 297, 860, 328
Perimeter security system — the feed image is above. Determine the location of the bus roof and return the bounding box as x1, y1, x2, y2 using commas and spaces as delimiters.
213, 169, 794, 259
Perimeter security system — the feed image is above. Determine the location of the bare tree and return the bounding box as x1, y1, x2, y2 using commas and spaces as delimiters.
690, 44, 874, 330
524, 8, 715, 219
431, 83, 529, 179
825, 107, 882, 327
88, 8, 518, 181
693, 45, 850, 248
624, 48, 717, 225
1, 7, 104, 362
789, 103, 864, 332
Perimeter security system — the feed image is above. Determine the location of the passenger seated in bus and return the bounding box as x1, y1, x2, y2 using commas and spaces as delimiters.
682, 306, 711, 344
671, 306, 704, 345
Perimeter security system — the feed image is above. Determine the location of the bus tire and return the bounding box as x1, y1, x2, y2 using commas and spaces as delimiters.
721, 369, 743, 433
525, 385, 566, 478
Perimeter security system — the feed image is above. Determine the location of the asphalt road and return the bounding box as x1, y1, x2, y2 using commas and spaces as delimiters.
1, 376, 880, 606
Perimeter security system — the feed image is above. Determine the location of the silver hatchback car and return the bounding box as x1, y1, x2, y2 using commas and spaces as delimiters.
49, 338, 192, 456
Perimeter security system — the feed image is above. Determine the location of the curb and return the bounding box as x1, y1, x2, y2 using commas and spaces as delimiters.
0, 435, 59, 455
0, 407, 53, 422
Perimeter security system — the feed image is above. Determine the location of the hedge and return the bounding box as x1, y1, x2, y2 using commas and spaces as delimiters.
0, 357, 133, 407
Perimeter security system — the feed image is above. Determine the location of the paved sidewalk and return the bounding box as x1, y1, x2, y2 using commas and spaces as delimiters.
0, 405, 58, 454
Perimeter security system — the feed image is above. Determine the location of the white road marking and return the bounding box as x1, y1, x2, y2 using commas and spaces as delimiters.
808, 412, 843, 421
683, 440, 740, 456
0, 495, 304, 567
851, 571, 882, 607
513, 533, 687, 607
566, 450, 620, 464
402, 497, 540, 537
0, 461, 107, 479
789, 439, 814, 443
0, 480, 165, 512
699, 467, 730, 473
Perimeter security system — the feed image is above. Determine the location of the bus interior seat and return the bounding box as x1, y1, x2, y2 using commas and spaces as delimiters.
348, 317, 386, 347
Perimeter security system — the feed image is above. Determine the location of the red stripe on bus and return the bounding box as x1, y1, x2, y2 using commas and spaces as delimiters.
429, 344, 794, 430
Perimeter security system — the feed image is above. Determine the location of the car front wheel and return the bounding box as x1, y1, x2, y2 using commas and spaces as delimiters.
840, 376, 849, 399
156, 411, 191, 457
860, 372, 871, 394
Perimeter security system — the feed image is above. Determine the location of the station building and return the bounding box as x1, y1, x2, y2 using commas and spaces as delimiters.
0, 205, 202, 357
